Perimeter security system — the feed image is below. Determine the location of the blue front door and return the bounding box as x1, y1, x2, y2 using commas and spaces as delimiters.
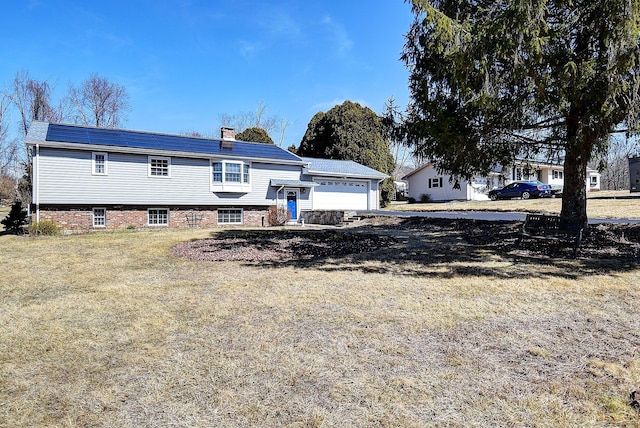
286, 190, 298, 220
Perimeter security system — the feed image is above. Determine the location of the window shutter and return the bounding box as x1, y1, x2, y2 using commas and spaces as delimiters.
428, 179, 432, 188
439, 177, 443, 187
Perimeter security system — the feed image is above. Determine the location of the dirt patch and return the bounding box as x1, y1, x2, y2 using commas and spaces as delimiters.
172, 216, 640, 262
171, 229, 397, 262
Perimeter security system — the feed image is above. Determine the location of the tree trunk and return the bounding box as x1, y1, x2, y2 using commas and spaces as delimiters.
560, 136, 590, 222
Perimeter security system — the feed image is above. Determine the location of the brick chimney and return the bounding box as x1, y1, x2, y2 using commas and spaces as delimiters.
220, 127, 235, 149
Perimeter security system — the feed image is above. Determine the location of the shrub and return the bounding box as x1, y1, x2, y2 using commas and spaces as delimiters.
1, 201, 28, 234
407, 197, 416, 204
29, 220, 61, 236
420, 193, 432, 203
268, 205, 290, 226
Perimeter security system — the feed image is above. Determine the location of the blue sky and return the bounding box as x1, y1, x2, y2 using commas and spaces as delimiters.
2, 1, 414, 147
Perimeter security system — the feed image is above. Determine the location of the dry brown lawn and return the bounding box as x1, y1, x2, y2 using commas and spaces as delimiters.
390, 190, 640, 220
1, 211, 640, 426
0, 206, 8, 225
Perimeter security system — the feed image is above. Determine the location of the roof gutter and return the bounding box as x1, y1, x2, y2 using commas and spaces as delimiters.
305, 170, 389, 180
34, 144, 40, 223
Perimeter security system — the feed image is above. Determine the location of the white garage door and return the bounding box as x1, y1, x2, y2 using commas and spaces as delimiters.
313, 180, 369, 210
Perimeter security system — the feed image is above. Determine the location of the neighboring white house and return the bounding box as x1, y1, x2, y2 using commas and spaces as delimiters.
26, 122, 387, 230
403, 161, 601, 202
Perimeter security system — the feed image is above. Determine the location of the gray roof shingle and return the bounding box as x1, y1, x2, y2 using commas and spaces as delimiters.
302, 157, 387, 179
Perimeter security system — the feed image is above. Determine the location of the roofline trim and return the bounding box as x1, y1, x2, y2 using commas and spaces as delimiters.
306, 170, 389, 180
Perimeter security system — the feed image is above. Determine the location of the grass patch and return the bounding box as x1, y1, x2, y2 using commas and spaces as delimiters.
390, 190, 640, 219
1, 224, 640, 427
0, 205, 9, 230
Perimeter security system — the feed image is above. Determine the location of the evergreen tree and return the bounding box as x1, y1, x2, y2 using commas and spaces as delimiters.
402, 0, 640, 221
236, 127, 275, 144
1, 200, 28, 234
298, 101, 396, 205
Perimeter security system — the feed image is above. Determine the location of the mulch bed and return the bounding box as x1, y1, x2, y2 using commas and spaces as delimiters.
171, 217, 640, 262
171, 229, 396, 262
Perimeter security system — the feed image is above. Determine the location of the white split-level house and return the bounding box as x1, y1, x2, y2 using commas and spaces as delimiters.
403, 161, 601, 202
26, 122, 387, 231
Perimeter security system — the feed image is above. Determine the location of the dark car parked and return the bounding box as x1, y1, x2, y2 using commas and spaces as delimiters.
488, 181, 552, 200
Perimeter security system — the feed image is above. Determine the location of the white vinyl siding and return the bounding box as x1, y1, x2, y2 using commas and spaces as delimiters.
92, 152, 107, 175
36, 148, 304, 206
148, 208, 169, 225
405, 165, 470, 201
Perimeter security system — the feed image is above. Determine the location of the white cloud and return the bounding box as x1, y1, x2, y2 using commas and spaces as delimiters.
237, 40, 263, 59
321, 15, 353, 57
263, 10, 302, 39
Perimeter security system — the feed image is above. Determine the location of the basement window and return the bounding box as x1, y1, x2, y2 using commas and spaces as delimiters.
148, 208, 169, 226
217, 209, 243, 225
93, 208, 106, 227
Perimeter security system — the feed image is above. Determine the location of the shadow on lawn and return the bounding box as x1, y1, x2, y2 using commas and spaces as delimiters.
293, 218, 638, 278
185, 217, 640, 279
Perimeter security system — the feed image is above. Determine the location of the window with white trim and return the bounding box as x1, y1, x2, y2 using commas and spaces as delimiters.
148, 208, 169, 225
217, 208, 243, 224
212, 162, 223, 182
93, 208, 106, 227
211, 160, 251, 191
243, 164, 250, 183
92, 152, 108, 175
225, 162, 241, 182
591, 175, 598, 185
553, 170, 563, 180
515, 168, 523, 181
149, 156, 170, 177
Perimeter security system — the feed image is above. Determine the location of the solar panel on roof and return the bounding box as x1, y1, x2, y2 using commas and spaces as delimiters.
45, 123, 301, 162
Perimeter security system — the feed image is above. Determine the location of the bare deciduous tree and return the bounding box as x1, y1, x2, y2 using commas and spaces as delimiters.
0, 95, 16, 170
276, 117, 292, 147
595, 134, 639, 190
218, 102, 290, 146
6, 70, 68, 204
9, 70, 63, 136
0, 95, 19, 203
68, 73, 130, 128
383, 97, 418, 177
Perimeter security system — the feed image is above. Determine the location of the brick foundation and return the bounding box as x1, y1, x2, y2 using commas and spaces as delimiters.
36, 205, 271, 232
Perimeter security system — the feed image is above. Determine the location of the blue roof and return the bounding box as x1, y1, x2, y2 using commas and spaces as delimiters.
302, 157, 388, 179
43, 123, 302, 163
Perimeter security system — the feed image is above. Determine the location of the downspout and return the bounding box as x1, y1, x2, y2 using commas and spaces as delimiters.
277, 185, 284, 207
34, 144, 40, 223
375, 178, 385, 210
